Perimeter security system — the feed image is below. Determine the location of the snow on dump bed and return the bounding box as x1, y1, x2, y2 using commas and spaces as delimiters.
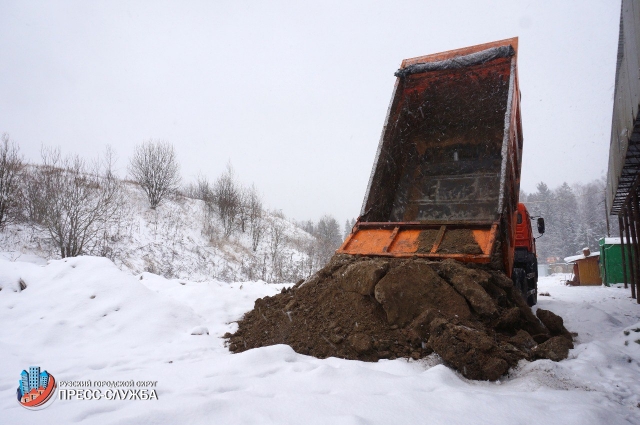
0, 257, 639, 424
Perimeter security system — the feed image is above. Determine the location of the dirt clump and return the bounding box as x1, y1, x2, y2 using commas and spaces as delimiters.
536, 309, 572, 341
227, 255, 572, 381
428, 318, 514, 380
437, 259, 497, 317
374, 261, 471, 326
340, 260, 389, 296
532, 336, 574, 361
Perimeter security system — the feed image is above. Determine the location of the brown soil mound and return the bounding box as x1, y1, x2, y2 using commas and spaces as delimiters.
227, 255, 572, 381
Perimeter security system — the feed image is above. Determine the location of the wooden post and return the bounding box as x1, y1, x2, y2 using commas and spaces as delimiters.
619, 215, 628, 289
623, 207, 637, 299
632, 191, 640, 304
622, 206, 636, 294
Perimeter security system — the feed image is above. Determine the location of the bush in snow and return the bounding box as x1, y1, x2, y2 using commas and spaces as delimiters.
25, 146, 124, 258
128, 139, 181, 210
213, 163, 243, 238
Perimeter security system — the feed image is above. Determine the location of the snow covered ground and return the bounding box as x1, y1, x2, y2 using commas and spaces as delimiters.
1, 256, 639, 424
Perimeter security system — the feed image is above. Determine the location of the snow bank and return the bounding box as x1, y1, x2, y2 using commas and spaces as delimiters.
0, 257, 639, 424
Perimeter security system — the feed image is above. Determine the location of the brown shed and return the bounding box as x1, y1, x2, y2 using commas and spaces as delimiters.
564, 248, 602, 286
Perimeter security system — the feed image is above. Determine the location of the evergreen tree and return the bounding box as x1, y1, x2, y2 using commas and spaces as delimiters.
526, 182, 555, 261
522, 180, 611, 262
574, 178, 615, 245
554, 182, 581, 256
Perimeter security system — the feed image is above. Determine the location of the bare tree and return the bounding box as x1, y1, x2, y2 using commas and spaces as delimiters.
191, 174, 218, 239
299, 219, 315, 235
128, 139, 181, 209
182, 183, 199, 199
0, 134, 24, 228
33, 147, 124, 258
214, 163, 241, 237
316, 214, 342, 264
246, 184, 264, 251
23, 164, 48, 225
196, 175, 215, 207
268, 218, 287, 259
268, 216, 288, 281
299, 236, 321, 278
238, 189, 249, 233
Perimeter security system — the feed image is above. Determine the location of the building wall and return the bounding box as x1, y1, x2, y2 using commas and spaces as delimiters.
20, 371, 29, 395
606, 0, 640, 214
28, 366, 40, 390
39, 371, 49, 389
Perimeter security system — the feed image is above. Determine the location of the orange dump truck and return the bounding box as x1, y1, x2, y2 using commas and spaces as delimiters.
337, 38, 544, 305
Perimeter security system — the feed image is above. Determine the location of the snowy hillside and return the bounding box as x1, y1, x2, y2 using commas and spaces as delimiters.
0, 181, 316, 283
1, 255, 639, 424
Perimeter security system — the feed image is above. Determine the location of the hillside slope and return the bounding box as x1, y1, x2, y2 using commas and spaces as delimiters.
0, 182, 316, 283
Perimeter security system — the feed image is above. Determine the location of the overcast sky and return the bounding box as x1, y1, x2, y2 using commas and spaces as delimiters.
0, 0, 621, 225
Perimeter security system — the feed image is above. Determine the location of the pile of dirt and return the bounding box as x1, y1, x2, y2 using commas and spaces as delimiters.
226, 255, 573, 381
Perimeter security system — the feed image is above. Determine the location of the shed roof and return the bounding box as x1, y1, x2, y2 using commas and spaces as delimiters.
601, 237, 631, 244
564, 252, 600, 264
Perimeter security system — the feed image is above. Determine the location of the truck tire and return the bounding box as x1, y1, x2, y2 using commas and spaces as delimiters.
512, 268, 527, 302
526, 254, 538, 307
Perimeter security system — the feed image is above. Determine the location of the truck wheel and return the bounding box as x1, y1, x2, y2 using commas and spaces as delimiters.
527, 254, 538, 306
512, 268, 526, 302
525, 275, 536, 306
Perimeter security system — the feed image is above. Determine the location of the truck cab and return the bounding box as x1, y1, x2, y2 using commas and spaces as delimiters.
513, 202, 544, 305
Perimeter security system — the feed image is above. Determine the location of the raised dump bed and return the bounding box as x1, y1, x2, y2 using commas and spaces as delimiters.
338, 38, 523, 273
